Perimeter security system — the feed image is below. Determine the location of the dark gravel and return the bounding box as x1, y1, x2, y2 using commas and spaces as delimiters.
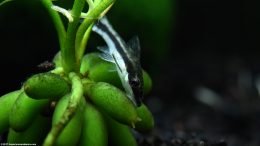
135, 90, 260, 146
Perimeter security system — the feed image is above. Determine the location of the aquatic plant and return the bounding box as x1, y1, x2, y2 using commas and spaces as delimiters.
0, 0, 153, 145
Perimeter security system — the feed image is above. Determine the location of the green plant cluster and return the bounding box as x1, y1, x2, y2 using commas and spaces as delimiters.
0, 0, 154, 146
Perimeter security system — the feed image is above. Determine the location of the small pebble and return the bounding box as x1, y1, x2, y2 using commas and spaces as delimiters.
198, 140, 206, 146
170, 138, 183, 146
215, 139, 227, 146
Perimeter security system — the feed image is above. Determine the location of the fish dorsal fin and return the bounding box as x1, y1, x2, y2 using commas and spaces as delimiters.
127, 36, 141, 59
99, 53, 115, 63
97, 46, 110, 54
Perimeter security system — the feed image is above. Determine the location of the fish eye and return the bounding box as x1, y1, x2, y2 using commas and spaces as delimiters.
130, 79, 140, 87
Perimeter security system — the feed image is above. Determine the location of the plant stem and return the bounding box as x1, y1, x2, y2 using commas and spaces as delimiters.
75, 23, 94, 65
41, 0, 66, 49
43, 72, 83, 146
75, 0, 116, 63
62, 0, 85, 73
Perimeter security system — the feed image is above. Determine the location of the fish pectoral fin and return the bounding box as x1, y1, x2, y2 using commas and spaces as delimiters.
99, 53, 115, 63
106, 63, 117, 72
111, 54, 123, 73
108, 67, 117, 72
127, 36, 141, 58
97, 46, 110, 54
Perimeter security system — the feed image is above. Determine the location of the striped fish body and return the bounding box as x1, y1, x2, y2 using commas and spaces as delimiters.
92, 17, 143, 106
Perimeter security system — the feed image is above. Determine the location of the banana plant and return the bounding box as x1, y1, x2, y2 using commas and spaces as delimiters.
0, 0, 154, 145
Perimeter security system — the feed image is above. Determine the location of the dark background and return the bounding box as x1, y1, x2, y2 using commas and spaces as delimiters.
0, 0, 260, 145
